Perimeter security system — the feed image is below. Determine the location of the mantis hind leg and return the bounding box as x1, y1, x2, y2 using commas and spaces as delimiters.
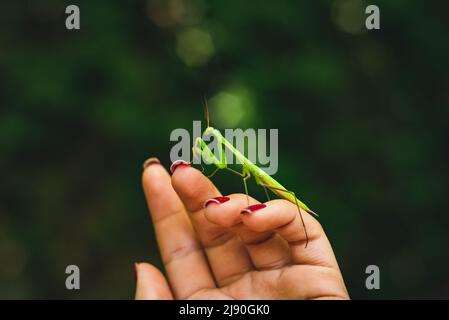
262, 186, 271, 202
258, 183, 310, 248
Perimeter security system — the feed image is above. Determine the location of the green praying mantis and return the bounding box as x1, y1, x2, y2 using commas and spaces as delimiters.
191, 100, 318, 247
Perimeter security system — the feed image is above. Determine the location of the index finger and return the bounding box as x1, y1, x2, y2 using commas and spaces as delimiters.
142, 158, 215, 298
171, 163, 254, 286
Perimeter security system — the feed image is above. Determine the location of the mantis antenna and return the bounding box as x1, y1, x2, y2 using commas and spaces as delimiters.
202, 94, 210, 128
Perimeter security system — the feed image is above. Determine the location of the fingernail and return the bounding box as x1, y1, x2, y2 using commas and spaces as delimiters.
170, 160, 191, 173
143, 157, 160, 169
241, 204, 267, 215
204, 196, 230, 208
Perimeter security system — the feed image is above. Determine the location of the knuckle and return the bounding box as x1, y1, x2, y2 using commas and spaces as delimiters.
163, 242, 201, 265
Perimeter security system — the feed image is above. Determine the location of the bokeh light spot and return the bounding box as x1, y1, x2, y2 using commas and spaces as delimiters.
176, 28, 214, 67
209, 87, 255, 128
332, 0, 366, 35
147, 0, 205, 28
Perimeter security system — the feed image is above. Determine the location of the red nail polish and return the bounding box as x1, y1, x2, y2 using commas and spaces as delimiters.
204, 196, 230, 208
170, 160, 191, 173
241, 204, 266, 215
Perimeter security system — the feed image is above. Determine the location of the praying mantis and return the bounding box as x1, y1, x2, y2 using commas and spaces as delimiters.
191, 101, 318, 247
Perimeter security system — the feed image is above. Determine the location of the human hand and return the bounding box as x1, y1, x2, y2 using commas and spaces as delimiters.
135, 158, 349, 300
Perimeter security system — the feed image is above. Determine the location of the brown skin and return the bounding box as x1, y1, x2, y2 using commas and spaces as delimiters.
135, 159, 349, 300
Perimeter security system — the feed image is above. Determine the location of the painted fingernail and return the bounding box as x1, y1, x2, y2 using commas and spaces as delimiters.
241, 204, 267, 215
170, 160, 191, 173
143, 157, 160, 169
203, 196, 230, 208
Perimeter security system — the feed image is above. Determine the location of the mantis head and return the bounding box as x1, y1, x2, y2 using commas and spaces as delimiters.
192, 127, 226, 168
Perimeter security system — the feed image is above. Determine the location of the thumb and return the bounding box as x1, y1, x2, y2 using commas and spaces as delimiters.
134, 263, 174, 300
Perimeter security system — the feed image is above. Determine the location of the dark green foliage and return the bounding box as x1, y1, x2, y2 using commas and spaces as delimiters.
0, 0, 448, 298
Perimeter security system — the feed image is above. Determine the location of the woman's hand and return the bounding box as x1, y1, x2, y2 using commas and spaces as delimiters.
135, 158, 349, 300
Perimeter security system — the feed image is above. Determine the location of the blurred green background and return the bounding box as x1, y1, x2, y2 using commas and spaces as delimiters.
1, 0, 448, 299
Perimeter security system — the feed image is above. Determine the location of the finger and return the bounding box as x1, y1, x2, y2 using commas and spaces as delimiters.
135, 263, 173, 300
204, 194, 292, 270
142, 159, 215, 298
240, 199, 339, 269
171, 163, 253, 286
